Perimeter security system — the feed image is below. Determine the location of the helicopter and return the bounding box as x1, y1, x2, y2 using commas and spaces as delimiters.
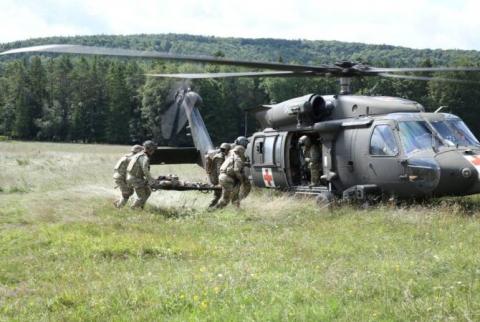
3, 44, 480, 202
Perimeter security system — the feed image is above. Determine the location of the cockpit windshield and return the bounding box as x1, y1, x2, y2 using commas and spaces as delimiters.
430, 119, 480, 147
398, 121, 443, 155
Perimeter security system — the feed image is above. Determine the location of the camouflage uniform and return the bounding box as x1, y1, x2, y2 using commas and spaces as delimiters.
205, 143, 230, 208
216, 146, 246, 208
113, 145, 143, 208
307, 143, 322, 186
230, 136, 251, 200
126, 141, 157, 209
300, 135, 322, 186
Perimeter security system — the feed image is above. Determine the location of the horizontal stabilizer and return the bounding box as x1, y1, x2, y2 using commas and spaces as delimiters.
150, 147, 201, 165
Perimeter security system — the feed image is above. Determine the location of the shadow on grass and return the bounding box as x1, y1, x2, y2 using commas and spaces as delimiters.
328, 195, 480, 217
0, 185, 30, 194
95, 246, 187, 261
412, 197, 480, 216
145, 204, 199, 219
360, 196, 480, 216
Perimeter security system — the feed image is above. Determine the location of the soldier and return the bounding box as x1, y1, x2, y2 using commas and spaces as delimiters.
126, 140, 157, 209
231, 136, 251, 200
216, 145, 247, 208
113, 144, 144, 208
299, 135, 322, 186
205, 142, 231, 208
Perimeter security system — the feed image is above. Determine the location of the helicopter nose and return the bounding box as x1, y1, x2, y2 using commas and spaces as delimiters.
433, 151, 479, 196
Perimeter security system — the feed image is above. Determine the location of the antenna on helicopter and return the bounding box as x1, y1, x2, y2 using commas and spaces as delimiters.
366, 82, 380, 96
244, 111, 248, 137
435, 106, 447, 113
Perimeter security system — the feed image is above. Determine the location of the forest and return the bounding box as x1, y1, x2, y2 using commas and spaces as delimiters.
1, 33, 480, 146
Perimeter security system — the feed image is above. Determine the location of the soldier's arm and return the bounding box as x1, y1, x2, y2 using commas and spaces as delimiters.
141, 156, 155, 185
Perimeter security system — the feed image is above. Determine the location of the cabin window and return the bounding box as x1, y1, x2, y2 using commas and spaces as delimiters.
253, 137, 264, 164
370, 125, 399, 156
275, 135, 283, 166
264, 136, 276, 164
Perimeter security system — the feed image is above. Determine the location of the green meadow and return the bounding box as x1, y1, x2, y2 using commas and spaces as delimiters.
1, 141, 479, 321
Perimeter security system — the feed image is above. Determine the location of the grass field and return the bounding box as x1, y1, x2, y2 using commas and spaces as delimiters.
1, 141, 480, 321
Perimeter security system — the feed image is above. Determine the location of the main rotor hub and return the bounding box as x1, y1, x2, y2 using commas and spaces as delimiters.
335, 61, 357, 69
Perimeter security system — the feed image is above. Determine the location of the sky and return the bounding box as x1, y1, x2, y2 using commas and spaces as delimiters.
0, 0, 479, 50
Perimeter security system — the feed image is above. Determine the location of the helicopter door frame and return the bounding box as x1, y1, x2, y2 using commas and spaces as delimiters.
250, 132, 288, 188
365, 120, 405, 193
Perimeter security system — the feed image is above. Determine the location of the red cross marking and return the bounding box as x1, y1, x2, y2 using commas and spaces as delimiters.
470, 156, 480, 166
263, 168, 274, 186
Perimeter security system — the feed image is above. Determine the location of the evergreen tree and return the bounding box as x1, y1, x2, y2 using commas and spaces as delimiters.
106, 62, 131, 143
28, 56, 47, 137
71, 57, 93, 142
51, 55, 73, 140
125, 61, 146, 143
0, 72, 7, 135
36, 59, 63, 140
9, 60, 34, 139
141, 76, 177, 145
89, 57, 108, 142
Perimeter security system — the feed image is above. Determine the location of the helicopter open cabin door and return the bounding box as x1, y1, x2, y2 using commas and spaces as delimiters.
360, 121, 405, 194
250, 132, 288, 188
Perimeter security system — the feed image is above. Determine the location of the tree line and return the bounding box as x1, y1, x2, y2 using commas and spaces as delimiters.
1, 34, 480, 145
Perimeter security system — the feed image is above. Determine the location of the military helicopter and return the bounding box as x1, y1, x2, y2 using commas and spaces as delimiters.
3, 44, 480, 202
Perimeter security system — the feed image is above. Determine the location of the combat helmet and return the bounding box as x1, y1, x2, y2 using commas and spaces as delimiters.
131, 144, 143, 153
298, 135, 311, 147
220, 142, 231, 152
143, 140, 157, 152
234, 136, 249, 148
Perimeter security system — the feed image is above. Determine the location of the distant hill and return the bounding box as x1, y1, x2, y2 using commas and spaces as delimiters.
1, 33, 480, 144
2, 33, 480, 67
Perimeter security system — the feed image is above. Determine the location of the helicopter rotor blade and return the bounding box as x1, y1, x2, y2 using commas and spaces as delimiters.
5, 44, 480, 81
378, 73, 480, 84
146, 71, 299, 79
369, 66, 480, 73
0, 44, 338, 73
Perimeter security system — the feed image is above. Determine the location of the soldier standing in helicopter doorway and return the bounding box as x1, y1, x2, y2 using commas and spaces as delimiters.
299, 135, 322, 186
205, 143, 231, 208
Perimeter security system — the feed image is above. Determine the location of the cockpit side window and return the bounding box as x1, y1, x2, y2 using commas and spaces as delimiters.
398, 121, 437, 155
370, 125, 399, 156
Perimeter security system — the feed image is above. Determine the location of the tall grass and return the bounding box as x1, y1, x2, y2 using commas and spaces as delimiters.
1, 141, 480, 320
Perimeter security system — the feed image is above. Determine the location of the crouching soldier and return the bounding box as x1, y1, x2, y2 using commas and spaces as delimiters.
113, 144, 144, 208
216, 145, 247, 209
205, 143, 231, 208
126, 140, 157, 209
